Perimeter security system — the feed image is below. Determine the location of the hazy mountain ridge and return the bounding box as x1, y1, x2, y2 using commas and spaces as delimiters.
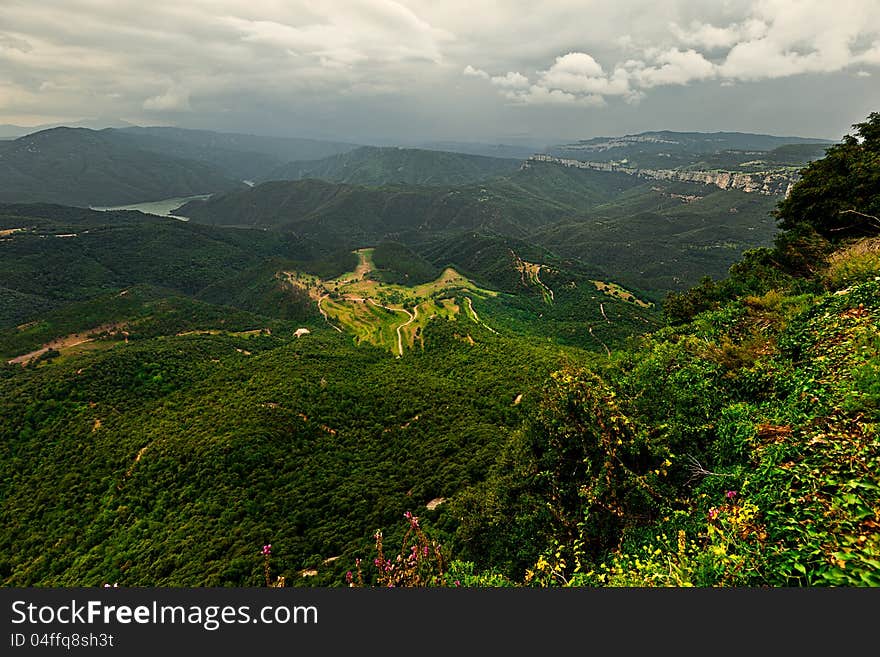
0, 128, 244, 207
179, 161, 779, 295
114, 126, 360, 180
548, 130, 835, 170
265, 145, 522, 186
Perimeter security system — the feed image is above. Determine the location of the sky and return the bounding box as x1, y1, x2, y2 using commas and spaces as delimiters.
1, 0, 879, 146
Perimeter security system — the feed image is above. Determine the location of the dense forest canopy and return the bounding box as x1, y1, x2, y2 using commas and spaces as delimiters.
0, 114, 877, 588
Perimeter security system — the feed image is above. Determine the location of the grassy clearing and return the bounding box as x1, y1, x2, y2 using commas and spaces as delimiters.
283, 248, 498, 355
591, 280, 654, 308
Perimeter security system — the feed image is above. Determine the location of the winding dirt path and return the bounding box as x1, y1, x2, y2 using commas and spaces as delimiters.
366, 299, 416, 357
465, 296, 499, 335
317, 295, 343, 332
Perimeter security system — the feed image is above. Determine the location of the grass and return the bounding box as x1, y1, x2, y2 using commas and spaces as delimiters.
282, 248, 498, 355
591, 280, 654, 308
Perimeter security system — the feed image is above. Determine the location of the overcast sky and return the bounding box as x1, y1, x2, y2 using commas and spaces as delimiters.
1, 0, 878, 146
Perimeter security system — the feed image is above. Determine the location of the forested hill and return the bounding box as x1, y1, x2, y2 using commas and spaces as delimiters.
443, 112, 880, 588
0, 128, 244, 207
265, 146, 522, 186
548, 130, 834, 169
112, 126, 360, 181
1, 113, 876, 589
178, 162, 779, 296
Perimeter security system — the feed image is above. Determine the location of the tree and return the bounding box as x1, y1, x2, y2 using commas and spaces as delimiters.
774, 112, 880, 240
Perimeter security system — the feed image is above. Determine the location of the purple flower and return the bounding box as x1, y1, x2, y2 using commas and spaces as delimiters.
726, 490, 737, 500
261, 544, 272, 556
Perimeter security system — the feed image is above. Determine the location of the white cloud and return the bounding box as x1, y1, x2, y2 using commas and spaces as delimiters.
1, 1, 879, 136
545, 52, 604, 78
490, 71, 530, 89
670, 19, 766, 50
540, 53, 632, 96
854, 42, 880, 65
143, 87, 191, 112
463, 0, 880, 110
504, 85, 605, 107
463, 64, 489, 79
632, 48, 715, 87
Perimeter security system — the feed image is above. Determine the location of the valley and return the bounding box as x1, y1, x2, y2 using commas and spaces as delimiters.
282, 247, 498, 356
1, 113, 877, 592
90, 194, 212, 219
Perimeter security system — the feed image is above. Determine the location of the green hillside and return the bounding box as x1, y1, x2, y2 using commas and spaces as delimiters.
438, 112, 880, 587
0, 203, 352, 329
1, 114, 876, 591
531, 185, 780, 294
267, 146, 522, 186
176, 178, 563, 241
179, 163, 779, 296
0, 128, 243, 207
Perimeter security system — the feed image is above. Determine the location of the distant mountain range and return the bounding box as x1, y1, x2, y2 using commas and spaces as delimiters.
0, 128, 243, 207
112, 126, 360, 180
0, 117, 138, 139
0, 126, 527, 206
265, 146, 522, 186
547, 130, 834, 170
0, 123, 825, 294
178, 159, 779, 295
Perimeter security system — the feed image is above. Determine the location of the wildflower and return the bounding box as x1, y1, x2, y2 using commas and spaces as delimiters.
726, 490, 737, 500
262, 544, 272, 556
345, 571, 353, 583
454, 580, 461, 587
708, 507, 719, 521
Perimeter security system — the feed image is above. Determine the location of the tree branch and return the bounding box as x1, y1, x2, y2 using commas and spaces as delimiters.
685, 454, 734, 484
829, 209, 880, 232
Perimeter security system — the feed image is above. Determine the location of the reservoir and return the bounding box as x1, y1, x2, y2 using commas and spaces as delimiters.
90, 194, 212, 220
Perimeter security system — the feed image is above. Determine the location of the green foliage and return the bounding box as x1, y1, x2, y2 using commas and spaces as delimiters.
179, 162, 780, 298
0, 305, 575, 585
370, 242, 440, 286
0, 204, 352, 328
662, 228, 829, 323
4, 119, 878, 590
822, 236, 880, 289
196, 260, 320, 323
775, 112, 880, 239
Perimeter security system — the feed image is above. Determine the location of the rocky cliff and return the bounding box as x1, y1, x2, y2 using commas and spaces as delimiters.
525, 154, 796, 196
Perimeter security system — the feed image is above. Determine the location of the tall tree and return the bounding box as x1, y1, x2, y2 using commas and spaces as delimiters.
775, 112, 880, 239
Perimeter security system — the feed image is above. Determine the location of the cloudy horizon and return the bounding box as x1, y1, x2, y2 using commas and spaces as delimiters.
1, 0, 879, 146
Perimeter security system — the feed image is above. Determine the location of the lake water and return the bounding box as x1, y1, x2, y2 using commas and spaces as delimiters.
90, 194, 212, 221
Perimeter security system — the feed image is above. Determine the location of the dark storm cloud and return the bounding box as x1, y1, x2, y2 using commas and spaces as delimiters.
1, 1, 878, 143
